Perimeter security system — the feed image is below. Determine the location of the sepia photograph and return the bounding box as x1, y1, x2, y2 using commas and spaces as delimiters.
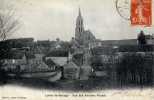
0, 0, 154, 100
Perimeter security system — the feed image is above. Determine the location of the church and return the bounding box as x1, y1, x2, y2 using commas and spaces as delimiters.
73, 8, 154, 49
74, 8, 96, 47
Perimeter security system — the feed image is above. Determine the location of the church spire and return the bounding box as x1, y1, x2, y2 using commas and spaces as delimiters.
79, 7, 81, 17
75, 7, 84, 44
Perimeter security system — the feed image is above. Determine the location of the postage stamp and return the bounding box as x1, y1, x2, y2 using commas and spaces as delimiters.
131, 0, 152, 26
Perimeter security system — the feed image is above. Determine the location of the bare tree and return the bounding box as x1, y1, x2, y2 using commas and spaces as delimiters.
0, 0, 19, 41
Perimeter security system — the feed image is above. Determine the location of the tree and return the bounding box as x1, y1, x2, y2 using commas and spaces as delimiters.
0, 1, 19, 41
137, 30, 147, 45
0, 1, 19, 83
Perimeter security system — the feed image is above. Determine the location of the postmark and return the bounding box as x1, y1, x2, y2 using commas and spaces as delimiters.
116, 0, 131, 20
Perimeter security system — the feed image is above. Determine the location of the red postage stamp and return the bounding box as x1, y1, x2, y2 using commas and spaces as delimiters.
131, 0, 152, 26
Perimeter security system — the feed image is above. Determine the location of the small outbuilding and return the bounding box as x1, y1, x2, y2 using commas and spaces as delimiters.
63, 61, 79, 80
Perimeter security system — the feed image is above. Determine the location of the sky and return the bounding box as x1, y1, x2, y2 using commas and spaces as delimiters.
3, 0, 154, 41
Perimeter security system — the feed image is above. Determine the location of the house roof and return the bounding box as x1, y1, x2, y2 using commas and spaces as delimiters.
45, 59, 57, 66
25, 52, 35, 59
46, 49, 69, 57
5, 51, 25, 59
81, 64, 92, 68
48, 57, 68, 66
63, 61, 78, 69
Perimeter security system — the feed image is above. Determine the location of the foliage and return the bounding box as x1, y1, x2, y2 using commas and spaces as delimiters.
0, 1, 19, 40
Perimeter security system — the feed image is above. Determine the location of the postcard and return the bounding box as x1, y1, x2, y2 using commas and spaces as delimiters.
0, 0, 154, 100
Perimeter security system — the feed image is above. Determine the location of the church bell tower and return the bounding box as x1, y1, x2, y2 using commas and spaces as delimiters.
75, 8, 84, 43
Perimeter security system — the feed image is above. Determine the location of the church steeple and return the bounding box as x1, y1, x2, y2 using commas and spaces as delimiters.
78, 7, 81, 17
75, 8, 84, 42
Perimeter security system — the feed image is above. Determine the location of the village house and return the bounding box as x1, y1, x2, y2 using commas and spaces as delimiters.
90, 46, 120, 77
45, 49, 69, 67
1, 50, 27, 71
25, 51, 51, 72
44, 59, 57, 70
63, 61, 79, 80
44, 49, 82, 80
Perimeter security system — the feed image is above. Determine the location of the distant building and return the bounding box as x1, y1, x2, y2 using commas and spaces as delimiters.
70, 37, 80, 50
145, 34, 154, 44
55, 38, 62, 49
0, 38, 34, 48
37, 40, 51, 47
35, 40, 52, 54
